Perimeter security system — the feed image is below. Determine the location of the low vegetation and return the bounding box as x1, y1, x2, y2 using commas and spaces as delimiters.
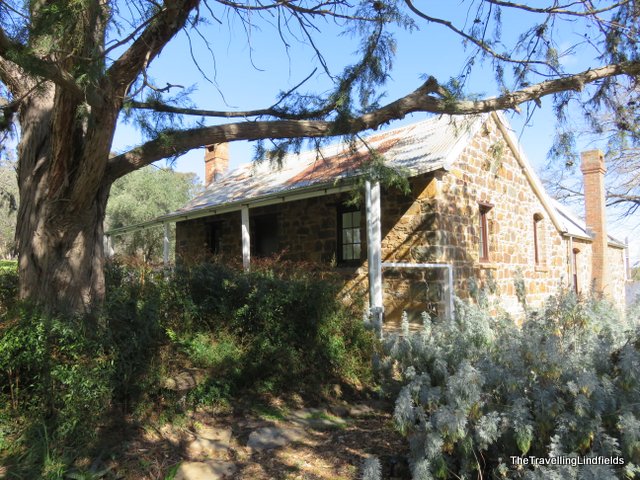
378, 290, 640, 479
0, 261, 375, 479
2, 257, 639, 479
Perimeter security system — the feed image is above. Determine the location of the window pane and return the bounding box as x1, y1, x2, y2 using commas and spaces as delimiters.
353, 244, 361, 259
353, 211, 360, 225
344, 229, 353, 243
342, 212, 352, 228
343, 245, 351, 260
353, 228, 361, 243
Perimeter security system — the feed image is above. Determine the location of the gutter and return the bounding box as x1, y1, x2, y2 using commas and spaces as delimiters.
106, 180, 358, 236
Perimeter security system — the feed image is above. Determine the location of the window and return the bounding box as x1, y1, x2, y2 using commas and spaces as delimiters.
338, 207, 362, 264
205, 222, 222, 255
253, 214, 279, 257
533, 213, 543, 265
478, 203, 493, 262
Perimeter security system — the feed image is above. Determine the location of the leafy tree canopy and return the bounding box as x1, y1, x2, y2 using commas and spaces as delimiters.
1, 1, 637, 165
106, 166, 199, 262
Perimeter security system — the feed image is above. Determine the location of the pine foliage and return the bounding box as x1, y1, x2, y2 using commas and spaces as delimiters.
378, 291, 640, 478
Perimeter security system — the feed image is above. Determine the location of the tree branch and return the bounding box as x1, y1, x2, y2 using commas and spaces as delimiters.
0, 26, 83, 99
126, 66, 347, 120
0, 57, 25, 97
102, 9, 165, 57
106, 0, 200, 99
213, 0, 376, 22
107, 60, 640, 182
404, 0, 559, 71
607, 193, 640, 206
484, 0, 630, 17
126, 100, 285, 118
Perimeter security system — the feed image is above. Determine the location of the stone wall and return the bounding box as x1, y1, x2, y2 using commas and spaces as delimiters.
608, 245, 626, 311
567, 238, 625, 308
177, 195, 346, 264
175, 115, 626, 328
175, 193, 370, 306
176, 211, 241, 263
571, 238, 593, 294
372, 115, 571, 323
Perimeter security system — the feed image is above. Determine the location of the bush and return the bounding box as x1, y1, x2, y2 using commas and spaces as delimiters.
379, 291, 640, 479
166, 262, 374, 394
0, 260, 17, 314
103, 259, 373, 406
0, 260, 375, 477
0, 306, 114, 477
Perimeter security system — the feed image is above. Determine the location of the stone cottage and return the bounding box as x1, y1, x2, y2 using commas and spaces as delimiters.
119, 112, 627, 327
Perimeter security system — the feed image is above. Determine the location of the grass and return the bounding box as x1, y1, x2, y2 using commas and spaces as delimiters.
0, 260, 16, 272
252, 404, 289, 422
163, 463, 180, 480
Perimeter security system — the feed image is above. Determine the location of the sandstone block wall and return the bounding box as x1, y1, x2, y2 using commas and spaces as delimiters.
176, 211, 241, 263
175, 193, 369, 306
374, 116, 569, 323
439, 117, 569, 316
176, 115, 626, 327
608, 245, 626, 310
571, 238, 593, 294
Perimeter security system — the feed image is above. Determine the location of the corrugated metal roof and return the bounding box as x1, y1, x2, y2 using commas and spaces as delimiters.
177, 114, 485, 214
551, 198, 625, 247
107, 112, 625, 251
552, 198, 591, 238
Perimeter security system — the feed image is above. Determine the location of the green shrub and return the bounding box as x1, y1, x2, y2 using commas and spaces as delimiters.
101, 260, 373, 407
0, 261, 17, 314
169, 330, 244, 377
380, 291, 640, 479
170, 262, 374, 394
0, 306, 114, 478
102, 261, 168, 410
0, 259, 375, 476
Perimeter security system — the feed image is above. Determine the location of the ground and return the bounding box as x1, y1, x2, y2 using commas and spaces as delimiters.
104, 396, 408, 480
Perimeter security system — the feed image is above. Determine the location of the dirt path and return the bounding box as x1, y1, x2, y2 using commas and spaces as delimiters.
117, 399, 408, 480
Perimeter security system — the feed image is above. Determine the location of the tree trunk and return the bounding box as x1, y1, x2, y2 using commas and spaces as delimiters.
15, 90, 112, 315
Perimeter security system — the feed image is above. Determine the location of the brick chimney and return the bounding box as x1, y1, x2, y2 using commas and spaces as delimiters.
580, 150, 609, 295
204, 143, 229, 186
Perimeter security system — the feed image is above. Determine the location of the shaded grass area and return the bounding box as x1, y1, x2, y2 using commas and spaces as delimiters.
0, 261, 376, 479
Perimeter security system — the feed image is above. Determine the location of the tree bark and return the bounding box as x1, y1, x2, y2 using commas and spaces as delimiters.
15, 88, 113, 315
3, 0, 199, 315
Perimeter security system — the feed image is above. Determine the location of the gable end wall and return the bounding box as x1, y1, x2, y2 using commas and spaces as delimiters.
423, 116, 568, 316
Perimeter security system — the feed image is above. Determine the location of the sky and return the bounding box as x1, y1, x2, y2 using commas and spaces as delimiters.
106, 2, 639, 264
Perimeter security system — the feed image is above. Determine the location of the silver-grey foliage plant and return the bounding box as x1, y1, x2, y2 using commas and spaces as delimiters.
378, 290, 640, 479
362, 456, 382, 480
